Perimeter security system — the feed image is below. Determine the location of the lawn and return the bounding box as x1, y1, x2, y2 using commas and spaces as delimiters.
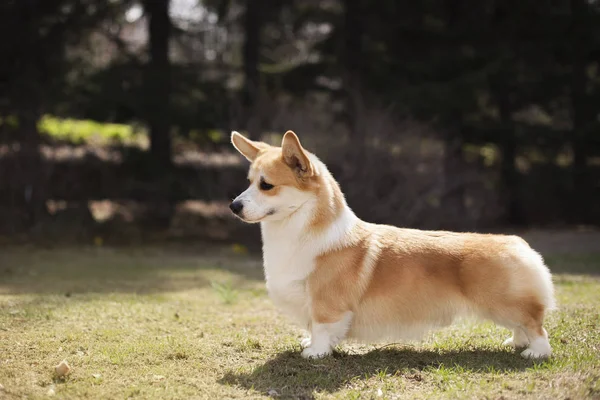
0, 237, 599, 399
37, 115, 141, 145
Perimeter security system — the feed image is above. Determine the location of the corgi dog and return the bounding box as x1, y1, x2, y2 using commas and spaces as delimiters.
229, 130, 555, 359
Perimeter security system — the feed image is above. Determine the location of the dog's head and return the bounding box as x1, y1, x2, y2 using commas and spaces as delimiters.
229, 130, 318, 223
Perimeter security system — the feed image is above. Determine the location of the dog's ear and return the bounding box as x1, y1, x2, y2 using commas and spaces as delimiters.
281, 130, 314, 178
231, 131, 268, 162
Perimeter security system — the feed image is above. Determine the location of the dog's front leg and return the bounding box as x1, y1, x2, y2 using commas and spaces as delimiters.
300, 321, 312, 348
301, 312, 353, 359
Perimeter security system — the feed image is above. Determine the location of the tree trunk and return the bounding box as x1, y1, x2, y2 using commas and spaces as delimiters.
343, 0, 363, 76
144, 0, 172, 171
141, 0, 174, 230
342, 0, 367, 159
570, 0, 590, 223
500, 134, 520, 224
8, 1, 48, 232
441, 0, 467, 228
241, 0, 261, 139
493, 77, 522, 225
570, 86, 588, 224
15, 108, 46, 230
442, 126, 467, 229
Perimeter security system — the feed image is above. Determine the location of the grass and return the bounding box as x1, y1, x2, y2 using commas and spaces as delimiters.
37, 115, 141, 145
0, 243, 599, 399
0, 114, 226, 147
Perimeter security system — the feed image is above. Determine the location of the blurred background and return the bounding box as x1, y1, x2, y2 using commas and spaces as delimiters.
1, 0, 599, 249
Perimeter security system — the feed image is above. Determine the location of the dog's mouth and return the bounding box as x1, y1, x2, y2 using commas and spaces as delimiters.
236, 215, 261, 223
233, 208, 276, 223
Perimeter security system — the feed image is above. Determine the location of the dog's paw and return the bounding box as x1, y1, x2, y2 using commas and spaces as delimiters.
300, 337, 311, 348
520, 348, 551, 359
301, 346, 331, 359
503, 336, 528, 349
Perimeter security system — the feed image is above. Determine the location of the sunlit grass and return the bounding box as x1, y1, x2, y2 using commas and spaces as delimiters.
0, 246, 598, 399
38, 115, 142, 145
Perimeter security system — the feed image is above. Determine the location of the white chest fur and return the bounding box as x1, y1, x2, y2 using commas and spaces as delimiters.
260, 206, 358, 329
261, 212, 315, 328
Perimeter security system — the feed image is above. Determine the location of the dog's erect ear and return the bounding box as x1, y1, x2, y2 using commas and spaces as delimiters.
281, 130, 314, 178
231, 131, 267, 162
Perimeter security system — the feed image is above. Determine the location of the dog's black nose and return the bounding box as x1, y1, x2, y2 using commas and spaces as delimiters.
229, 201, 243, 215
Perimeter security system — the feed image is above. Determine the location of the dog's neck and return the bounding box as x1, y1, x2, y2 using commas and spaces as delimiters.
260, 167, 358, 251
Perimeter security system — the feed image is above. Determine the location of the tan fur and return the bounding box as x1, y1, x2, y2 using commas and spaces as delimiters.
310, 223, 549, 342
231, 133, 269, 162
241, 133, 344, 229
230, 130, 555, 358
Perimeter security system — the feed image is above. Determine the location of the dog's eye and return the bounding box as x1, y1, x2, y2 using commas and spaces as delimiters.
260, 179, 274, 191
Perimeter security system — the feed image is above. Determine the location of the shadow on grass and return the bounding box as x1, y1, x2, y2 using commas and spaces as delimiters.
0, 245, 264, 295
220, 347, 532, 398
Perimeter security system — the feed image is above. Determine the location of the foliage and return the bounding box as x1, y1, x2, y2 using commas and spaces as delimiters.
38, 115, 140, 145
1, 0, 600, 229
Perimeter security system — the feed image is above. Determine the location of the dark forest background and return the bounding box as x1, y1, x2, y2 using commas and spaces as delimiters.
1, 0, 599, 247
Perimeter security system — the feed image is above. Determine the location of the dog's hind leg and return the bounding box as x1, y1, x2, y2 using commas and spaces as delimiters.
488, 299, 551, 359
509, 301, 551, 359
519, 314, 551, 359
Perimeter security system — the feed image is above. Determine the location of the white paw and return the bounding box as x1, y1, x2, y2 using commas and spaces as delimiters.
520, 348, 551, 359
503, 337, 528, 349
301, 346, 331, 359
300, 337, 311, 348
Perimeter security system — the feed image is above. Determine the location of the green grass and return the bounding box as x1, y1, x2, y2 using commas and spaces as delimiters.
0, 244, 599, 399
1, 114, 226, 147
38, 115, 141, 145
